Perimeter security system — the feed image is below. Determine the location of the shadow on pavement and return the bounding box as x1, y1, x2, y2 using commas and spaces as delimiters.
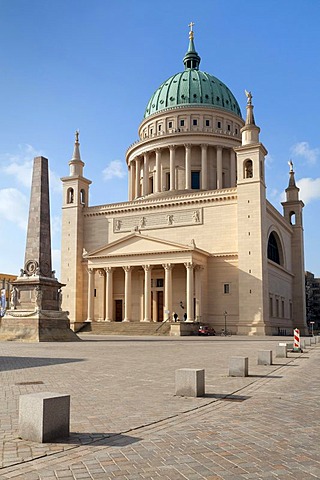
205, 393, 251, 401
0, 356, 84, 372
58, 432, 142, 447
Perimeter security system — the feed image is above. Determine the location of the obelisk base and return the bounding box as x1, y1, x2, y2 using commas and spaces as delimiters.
0, 310, 80, 342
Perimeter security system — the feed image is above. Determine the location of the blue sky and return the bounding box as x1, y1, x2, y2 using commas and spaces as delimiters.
0, 0, 319, 277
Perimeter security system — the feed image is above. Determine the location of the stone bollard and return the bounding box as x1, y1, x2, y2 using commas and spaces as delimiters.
276, 344, 287, 358
175, 368, 205, 397
19, 392, 70, 443
257, 350, 273, 365
310, 337, 316, 345
300, 338, 305, 350
304, 337, 311, 347
229, 357, 248, 377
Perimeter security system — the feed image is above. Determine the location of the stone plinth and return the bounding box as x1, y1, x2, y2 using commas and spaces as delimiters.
0, 310, 79, 342
170, 322, 198, 336
229, 357, 248, 377
276, 344, 287, 358
257, 350, 272, 365
303, 337, 311, 346
175, 368, 205, 397
19, 392, 70, 443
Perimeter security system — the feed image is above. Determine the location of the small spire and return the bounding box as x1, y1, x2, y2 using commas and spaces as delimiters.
69, 130, 84, 177
72, 130, 81, 161
244, 90, 256, 125
288, 160, 297, 187
183, 22, 201, 70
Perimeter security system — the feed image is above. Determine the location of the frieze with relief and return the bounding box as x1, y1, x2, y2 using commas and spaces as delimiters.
113, 208, 202, 233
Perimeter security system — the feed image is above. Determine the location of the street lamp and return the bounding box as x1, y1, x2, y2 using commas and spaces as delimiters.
224, 311, 227, 334
310, 321, 315, 336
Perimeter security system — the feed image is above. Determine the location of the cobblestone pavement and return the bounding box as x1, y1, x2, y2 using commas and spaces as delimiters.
0, 335, 319, 479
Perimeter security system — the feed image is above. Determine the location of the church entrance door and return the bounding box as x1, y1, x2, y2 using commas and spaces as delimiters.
157, 291, 163, 322
115, 300, 122, 322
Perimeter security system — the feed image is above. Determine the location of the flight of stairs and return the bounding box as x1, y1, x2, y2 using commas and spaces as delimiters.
79, 321, 171, 336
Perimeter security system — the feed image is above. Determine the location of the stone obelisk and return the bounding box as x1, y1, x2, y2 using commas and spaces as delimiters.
0, 156, 79, 341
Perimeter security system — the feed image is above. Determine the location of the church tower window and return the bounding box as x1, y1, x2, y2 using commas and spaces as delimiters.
244, 159, 253, 179
67, 188, 74, 204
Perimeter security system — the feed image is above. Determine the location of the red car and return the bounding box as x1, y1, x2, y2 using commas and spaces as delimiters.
198, 325, 215, 336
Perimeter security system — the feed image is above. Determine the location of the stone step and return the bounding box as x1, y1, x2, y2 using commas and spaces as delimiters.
80, 321, 171, 336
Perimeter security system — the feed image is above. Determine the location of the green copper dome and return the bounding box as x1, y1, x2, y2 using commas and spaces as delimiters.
144, 28, 242, 119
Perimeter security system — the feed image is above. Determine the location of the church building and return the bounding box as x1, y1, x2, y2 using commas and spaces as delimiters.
61, 26, 308, 335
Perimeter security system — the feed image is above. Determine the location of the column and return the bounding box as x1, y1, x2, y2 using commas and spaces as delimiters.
185, 144, 191, 189
104, 267, 113, 322
129, 160, 136, 200
135, 157, 141, 199
87, 268, 94, 322
185, 262, 195, 322
169, 145, 176, 191
163, 263, 173, 320
195, 266, 203, 322
98, 269, 106, 321
142, 265, 152, 322
142, 153, 149, 196
123, 266, 132, 322
155, 148, 161, 193
217, 146, 223, 189
201, 144, 208, 190
230, 149, 236, 187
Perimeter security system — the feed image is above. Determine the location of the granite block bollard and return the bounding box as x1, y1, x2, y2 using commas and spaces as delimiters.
19, 392, 70, 443
310, 337, 316, 345
300, 338, 305, 349
304, 337, 311, 346
175, 368, 205, 397
258, 350, 273, 365
276, 344, 287, 358
229, 357, 248, 377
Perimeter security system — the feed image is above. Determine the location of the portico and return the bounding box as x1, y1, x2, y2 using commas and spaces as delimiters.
84, 233, 208, 323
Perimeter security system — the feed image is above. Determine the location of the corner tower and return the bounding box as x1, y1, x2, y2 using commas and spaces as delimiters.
234, 92, 270, 334
281, 162, 308, 334
61, 132, 91, 328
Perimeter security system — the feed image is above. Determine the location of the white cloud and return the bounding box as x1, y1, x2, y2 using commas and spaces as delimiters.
296, 177, 320, 205
0, 144, 43, 188
0, 188, 29, 229
51, 214, 62, 236
291, 142, 320, 165
102, 160, 127, 181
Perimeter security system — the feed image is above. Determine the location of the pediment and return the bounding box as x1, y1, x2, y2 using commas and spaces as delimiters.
86, 233, 194, 259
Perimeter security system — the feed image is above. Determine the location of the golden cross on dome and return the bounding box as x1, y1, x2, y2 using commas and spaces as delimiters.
188, 21, 195, 40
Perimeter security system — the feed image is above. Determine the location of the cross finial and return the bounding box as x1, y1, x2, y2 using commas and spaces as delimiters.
188, 21, 195, 40
75, 130, 80, 143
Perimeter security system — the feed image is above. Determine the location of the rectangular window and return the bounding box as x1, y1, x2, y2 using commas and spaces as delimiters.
193, 119, 198, 126
191, 171, 200, 189
168, 121, 173, 128
281, 300, 285, 318
94, 288, 97, 298
276, 298, 279, 317
166, 172, 170, 190
269, 297, 273, 316
227, 124, 231, 131
180, 119, 185, 127
205, 119, 210, 127
156, 279, 164, 288
223, 284, 230, 294
217, 121, 221, 128
158, 124, 162, 131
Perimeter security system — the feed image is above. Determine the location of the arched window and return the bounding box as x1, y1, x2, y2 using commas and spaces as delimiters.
289, 211, 296, 225
244, 159, 253, 179
67, 188, 74, 204
80, 189, 85, 205
267, 231, 283, 266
